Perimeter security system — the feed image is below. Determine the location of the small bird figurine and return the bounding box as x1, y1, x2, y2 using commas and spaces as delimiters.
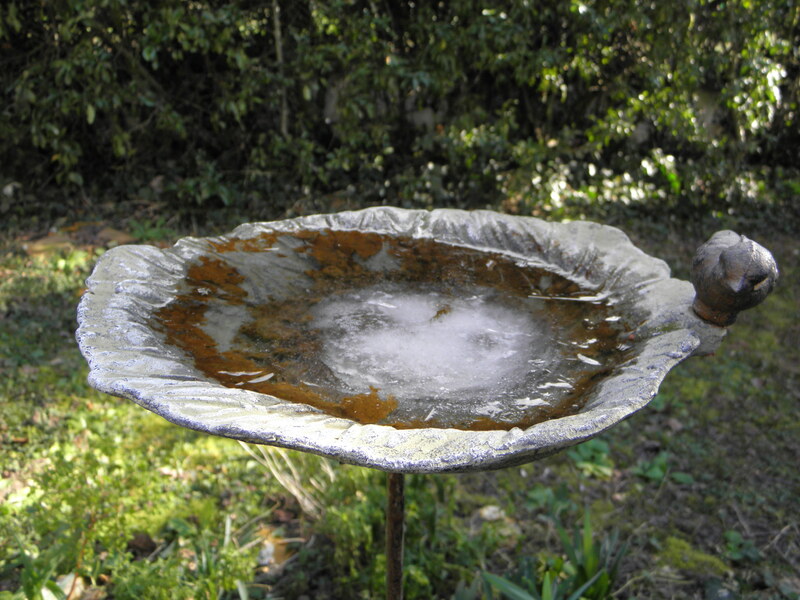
691, 230, 778, 326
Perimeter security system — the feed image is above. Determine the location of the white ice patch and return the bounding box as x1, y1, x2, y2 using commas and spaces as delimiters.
514, 397, 548, 408
248, 372, 275, 384
576, 353, 602, 366
538, 381, 572, 390
218, 370, 262, 377
477, 401, 504, 416
311, 288, 547, 401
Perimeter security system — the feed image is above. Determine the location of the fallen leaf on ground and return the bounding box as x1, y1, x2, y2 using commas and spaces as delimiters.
24, 233, 73, 255
96, 227, 136, 246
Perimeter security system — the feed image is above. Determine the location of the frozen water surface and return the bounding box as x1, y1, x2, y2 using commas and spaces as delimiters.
312, 286, 546, 403
159, 229, 632, 429
207, 274, 630, 428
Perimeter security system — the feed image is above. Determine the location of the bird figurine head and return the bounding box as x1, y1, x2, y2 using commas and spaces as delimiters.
691, 230, 778, 326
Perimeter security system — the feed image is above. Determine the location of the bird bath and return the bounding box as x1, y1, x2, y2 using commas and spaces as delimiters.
76, 207, 777, 598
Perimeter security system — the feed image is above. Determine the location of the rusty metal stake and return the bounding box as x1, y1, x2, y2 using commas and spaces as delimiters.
386, 472, 405, 600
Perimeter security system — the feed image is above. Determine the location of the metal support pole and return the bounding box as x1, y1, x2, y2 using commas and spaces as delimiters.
386, 472, 405, 600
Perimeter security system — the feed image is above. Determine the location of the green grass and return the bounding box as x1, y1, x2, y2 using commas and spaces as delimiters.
1, 225, 798, 599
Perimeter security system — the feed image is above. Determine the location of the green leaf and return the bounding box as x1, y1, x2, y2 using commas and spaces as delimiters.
483, 572, 537, 600
582, 510, 593, 562
166, 517, 195, 538
671, 472, 694, 485
44, 581, 67, 600
7, 2, 22, 33
86, 104, 96, 125
555, 520, 579, 567
142, 46, 157, 62
541, 571, 553, 600
566, 570, 604, 600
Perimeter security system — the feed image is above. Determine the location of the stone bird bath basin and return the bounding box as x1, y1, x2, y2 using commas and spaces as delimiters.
75, 207, 777, 598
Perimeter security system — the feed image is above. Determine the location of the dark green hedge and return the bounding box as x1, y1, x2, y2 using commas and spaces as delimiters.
1, 0, 798, 222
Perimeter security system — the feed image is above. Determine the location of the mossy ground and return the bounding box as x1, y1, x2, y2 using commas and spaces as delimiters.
1, 215, 797, 599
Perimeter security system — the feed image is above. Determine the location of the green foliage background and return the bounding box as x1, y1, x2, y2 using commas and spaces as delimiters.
1, 0, 798, 224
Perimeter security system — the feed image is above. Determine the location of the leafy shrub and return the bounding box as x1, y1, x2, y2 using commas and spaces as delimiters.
1, 0, 797, 224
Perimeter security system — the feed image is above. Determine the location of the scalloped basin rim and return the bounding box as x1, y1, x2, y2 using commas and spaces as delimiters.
76, 207, 724, 473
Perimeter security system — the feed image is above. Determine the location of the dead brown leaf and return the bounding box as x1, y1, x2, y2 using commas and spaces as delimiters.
24, 232, 74, 255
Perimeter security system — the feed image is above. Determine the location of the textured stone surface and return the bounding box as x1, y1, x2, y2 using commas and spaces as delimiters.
76, 207, 726, 473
